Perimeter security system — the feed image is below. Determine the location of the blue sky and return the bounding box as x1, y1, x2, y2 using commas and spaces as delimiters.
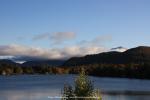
0, 0, 150, 59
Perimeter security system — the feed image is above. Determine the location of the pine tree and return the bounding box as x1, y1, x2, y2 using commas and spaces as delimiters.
62, 68, 102, 100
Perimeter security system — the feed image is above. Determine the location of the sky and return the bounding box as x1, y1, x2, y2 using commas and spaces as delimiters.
0, 0, 150, 60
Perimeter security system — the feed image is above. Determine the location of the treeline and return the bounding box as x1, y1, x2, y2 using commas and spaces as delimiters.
0, 66, 70, 75
0, 62, 150, 79
67, 63, 150, 79
0, 63, 69, 75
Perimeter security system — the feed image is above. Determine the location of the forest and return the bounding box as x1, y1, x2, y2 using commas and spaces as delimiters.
0, 62, 150, 79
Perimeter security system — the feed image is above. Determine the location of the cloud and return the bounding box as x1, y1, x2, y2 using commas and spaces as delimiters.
0, 35, 112, 61
0, 44, 107, 60
110, 46, 127, 52
33, 32, 76, 44
32, 33, 50, 40
78, 35, 112, 46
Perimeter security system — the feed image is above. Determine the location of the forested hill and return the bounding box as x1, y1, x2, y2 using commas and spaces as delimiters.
63, 46, 150, 66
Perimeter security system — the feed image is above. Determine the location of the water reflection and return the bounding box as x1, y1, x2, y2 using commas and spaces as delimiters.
0, 89, 61, 100
102, 94, 150, 100
1, 90, 150, 100
0, 75, 150, 100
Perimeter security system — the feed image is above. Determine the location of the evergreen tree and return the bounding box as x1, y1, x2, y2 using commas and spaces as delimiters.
62, 68, 102, 100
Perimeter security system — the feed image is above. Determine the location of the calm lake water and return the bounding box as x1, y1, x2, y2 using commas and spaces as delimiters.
0, 75, 150, 100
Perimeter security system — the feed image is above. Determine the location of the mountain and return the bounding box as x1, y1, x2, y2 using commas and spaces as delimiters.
63, 46, 150, 66
1, 46, 150, 67
22, 60, 65, 66
0, 59, 65, 67
0, 59, 19, 66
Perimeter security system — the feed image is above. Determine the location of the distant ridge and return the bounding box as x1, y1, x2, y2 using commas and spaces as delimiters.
22, 60, 65, 66
63, 46, 150, 66
0, 59, 65, 67
0, 59, 19, 67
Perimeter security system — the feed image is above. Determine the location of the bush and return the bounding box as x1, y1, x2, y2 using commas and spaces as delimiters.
62, 68, 102, 100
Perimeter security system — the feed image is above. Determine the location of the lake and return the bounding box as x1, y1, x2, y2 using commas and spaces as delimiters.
0, 75, 150, 100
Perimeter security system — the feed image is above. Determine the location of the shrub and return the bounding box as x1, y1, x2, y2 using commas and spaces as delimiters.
62, 68, 102, 100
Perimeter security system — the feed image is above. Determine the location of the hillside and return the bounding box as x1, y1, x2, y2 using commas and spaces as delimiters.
63, 46, 150, 66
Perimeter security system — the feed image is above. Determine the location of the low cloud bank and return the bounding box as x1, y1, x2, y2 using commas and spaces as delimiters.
0, 34, 113, 61
0, 44, 107, 61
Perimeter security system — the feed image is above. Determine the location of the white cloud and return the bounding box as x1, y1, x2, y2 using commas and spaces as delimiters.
33, 32, 76, 44
0, 34, 112, 61
0, 44, 107, 60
